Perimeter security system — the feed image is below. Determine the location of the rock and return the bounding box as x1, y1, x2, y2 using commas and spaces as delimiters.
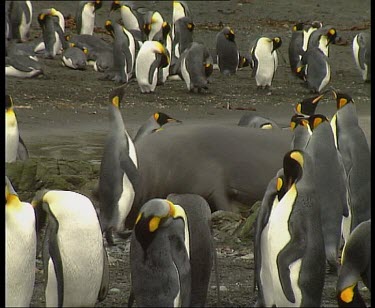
109, 288, 121, 293
211, 210, 244, 235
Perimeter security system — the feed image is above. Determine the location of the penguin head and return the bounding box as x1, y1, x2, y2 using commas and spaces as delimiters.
276, 175, 287, 201
308, 114, 329, 132
134, 199, 184, 253
238, 54, 251, 68
295, 93, 325, 115
162, 21, 171, 39
93, 0, 102, 13
292, 22, 304, 32
290, 114, 309, 131
143, 23, 152, 36
105, 20, 115, 37
153, 42, 170, 68
153, 112, 182, 126
283, 150, 304, 190
325, 28, 337, 46
110, 0, 121, 12
295, 64, 306, 80
332, 91, 354, 110
185, 18, 195, 32
5, 176, 21, 208
311, 20, 323, 29
204, 62, 214, 78
37, 10, 50, 27
272, 37, 282, 52
5, 94, 14, 110
223, 27, 235, 42
109, 87, 126, 108
337, 283, 367, 307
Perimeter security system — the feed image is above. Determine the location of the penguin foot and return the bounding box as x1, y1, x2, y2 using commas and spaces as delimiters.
105, 230, 116, 246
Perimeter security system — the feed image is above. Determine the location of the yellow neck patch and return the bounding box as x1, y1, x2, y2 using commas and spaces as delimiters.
340, 284, 355, 303
6, 194, 21, 209
276, 177, 283, 191
112, 96, 119, 107
149, 216, 161, 232
154, 113, 160, 121
290, 151, 304, 167
339, 98, 348, 109
313, 117, 323, 128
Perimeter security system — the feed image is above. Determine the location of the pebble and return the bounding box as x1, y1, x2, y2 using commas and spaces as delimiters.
240, 253, 254, 260
109, 288, 121, 293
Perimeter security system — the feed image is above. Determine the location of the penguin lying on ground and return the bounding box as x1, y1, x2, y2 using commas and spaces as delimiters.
255, 149, 325, 307
336, 219, 371, 307
133, 112, 182, 142
238, 113, 280, 129
5, 176, 36, 307
5, 94, 29, 163
32, 190, 109, 307
61, 43, 88, 70
5, 54, 44, 79
352, 32, 371, 82
98, 87, 138, 245
129, 194, 216, 307
76, 0, 102, 35
176, 42, 214, 93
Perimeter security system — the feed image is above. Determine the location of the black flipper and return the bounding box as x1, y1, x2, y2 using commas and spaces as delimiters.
127, 289, 135, 307
43, 203, 64, 307
148, 54, 161, 85
17, 135, 29, 160
97, 246, 110, 301
276, 215, 307, 304
119, 145, 139, 191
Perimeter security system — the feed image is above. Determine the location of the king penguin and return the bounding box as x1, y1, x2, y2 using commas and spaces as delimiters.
32, 190, 109, 307
330, 91, 371, 241
129, 194, 214, 307
133, 112, 182, 142
296, 47, 330, 93
143, 10, 165, 41
306, 114, 349, 273
8, 1, 32, 42
104, 19, 137, 83
216, 26, 240, 75
352, 32, 371, 82
256, 149, 325, 307
250, 36, 282, 89
6, 176, 36, 307
172, 1, 192, 41
289, 114, 311, 150
37, 8, 66, 59
98, 87, 138, 245
177, 41, 214, 93
306, 26, 337, 57
336, 219, 371, 307
238, 113, 280, 129
135, 41, 170, 93
288, 22, 305, 75
294, 93, 326, 116
5, 94, 29, 163
302, 21, 323, 53
76, 1, 102, 35
6, 54, 44, 79
61, 43, 88, 70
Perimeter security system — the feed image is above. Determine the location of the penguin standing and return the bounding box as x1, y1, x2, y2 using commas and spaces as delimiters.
135, 40, 170, 93
32, 190, 109, 307
104, 19, 137, 83
37, 8, 66, 59
155, 21, 172, 85
336, 219, 371, 307
250, 36, 282, 89
216, 26, 240, 75
6, 176, 36, 307
256, 149, 325, 307
76, 1, 102, 35
143, 10, 165, 41
98, 87, 138, 245
330, 91, 371, 241
352, 32, 371, 82
133, 112, 182, 142
307, 26, 337, 57
177, 41, 214, 93
5, 94, 29, 163
129, 194, 214, 307
296, 47, 330, 93
288, 22, 305, 75
61, 43, 88, 70
289, 114, 311, 150
306, 114, 349, 273
302, 21, 323, 52
8, 1, 32, 42
170, 16, 194, 75
110, 1, 148, 42
172, 1, 191, 41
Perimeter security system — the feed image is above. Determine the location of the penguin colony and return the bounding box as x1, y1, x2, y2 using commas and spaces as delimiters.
5, 1, 370, 307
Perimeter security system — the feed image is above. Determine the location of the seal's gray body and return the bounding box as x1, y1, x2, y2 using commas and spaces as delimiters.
125, 124, 292, 228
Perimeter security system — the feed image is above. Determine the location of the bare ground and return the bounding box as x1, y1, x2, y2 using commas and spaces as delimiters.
6, 0, 371, 307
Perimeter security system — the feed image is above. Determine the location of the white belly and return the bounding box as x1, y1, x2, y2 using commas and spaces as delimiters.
6, 204, 36, 307
135, 50, 158, 93
181, 56, 191, 90
80, 6, 95, 35
254, 44, 275, 87
6, 120, 19, 163
318, 60, 330, 92
116, 173, 136, 231
6, 66, 40, 78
